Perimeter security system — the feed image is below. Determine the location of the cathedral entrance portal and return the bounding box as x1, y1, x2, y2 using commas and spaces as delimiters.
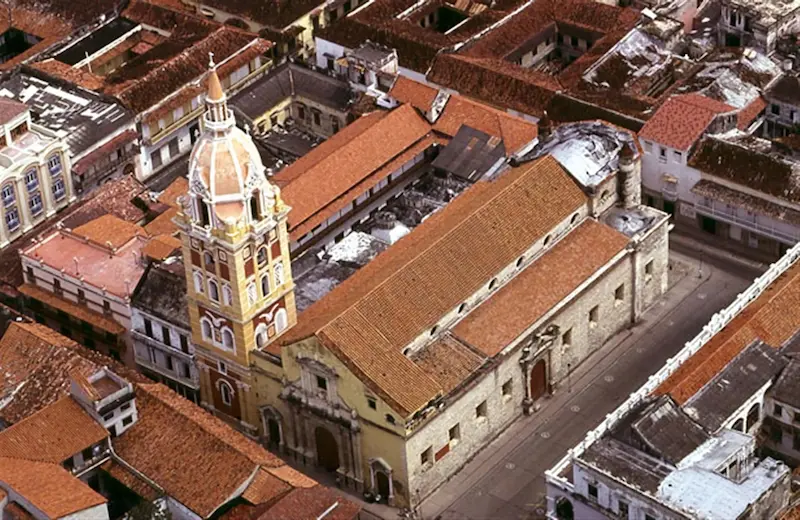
530, 359, 547, 401
315, 427, 340, 472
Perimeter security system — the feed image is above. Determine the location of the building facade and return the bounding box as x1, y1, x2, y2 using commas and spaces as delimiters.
131, 261, 200, 403
175, 58, 298, 435
0, 98, 75, 248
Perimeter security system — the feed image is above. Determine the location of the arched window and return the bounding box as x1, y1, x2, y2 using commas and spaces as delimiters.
273, 260, 285, 287
544, 235, 552, 246
193, 271, 204, 293
247, 282, 257, 304
222, 283, 232, 305
219, 380, 234, 406
203, 251, 215, 268
570, 213, 579, 225
208, 279, 220, 302
257, 246, 268, 266
250, 191, 260, 221
746, 402, 761, 431
489, 278, 498, 290
1, 183, 15, 206
24, 168, 38, 191
275, 308, 288, 333
732, 418, 744, 432
260, 274, 270, 297
47, 154, 62, 176
222, 328, 235, 350
200, 318, 212, 340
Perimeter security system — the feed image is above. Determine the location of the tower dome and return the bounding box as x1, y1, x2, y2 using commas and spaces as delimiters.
187, 53, 281, 227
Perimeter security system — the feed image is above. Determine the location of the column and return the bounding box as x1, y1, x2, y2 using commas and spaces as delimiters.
39, 163, 55, 215
15, 178, 32, 233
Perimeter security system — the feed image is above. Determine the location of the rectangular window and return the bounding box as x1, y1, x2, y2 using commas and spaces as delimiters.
218, 361, 227, 374
367, 397, 377, 410
181, 362, 190, 378
502, 379, 512, 396
476, 400, 487, 419
794, 433, 800, 450
615, 284, 625, 303
673, 150, 683, 162
645, 515, 655, 520
562, 328, 572, 347
144, 319, 153, 338
103, 412, 114, 421
26, 266, 34, 283
53, 279, 62, 295
5, 208, 19, 231
771, 104, 780, 115
589, 305, 599, 325
24, 169, 38, 190
297, 105, 306, 121
421, 446, 433, 466
316, 375, 328, 391
588, 483, 598, 501
659, 146, 667, 163
161, 325, 171, 346
618, 500, 629, 517
771, 425, 783, 443
180, 334, 189, 353
449, 423, 460, 445
103, 300, 111, 316
121, 403, 131, 411
774, 403, 783, 417
794, 411, 800, 423
122, 415, 133, 427
166, 356, 174, 371
77, 289, 86, 305
313, 111, 321, 126
151, 149, 163, 169
646, 260, 654, 276
571, 36, 578, 46
52, 178, 66, 201
644, 141, 653, 153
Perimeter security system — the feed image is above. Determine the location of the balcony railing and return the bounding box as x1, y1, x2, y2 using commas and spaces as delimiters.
695, 200, 800, 245
131, 329, 195, 361
135, 356, 200, 389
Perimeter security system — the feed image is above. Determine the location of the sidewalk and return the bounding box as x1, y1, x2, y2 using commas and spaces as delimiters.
351, 250, 715, 520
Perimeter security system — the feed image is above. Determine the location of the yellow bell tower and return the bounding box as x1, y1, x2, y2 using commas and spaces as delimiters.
175, 54, 297, 433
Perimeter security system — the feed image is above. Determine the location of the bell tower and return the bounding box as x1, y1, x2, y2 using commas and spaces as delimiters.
175, 54, 297, 433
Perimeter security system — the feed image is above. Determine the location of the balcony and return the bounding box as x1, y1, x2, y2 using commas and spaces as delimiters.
131, 329, 195, 361
135, 355, 200, 390
694, 200, 800, 245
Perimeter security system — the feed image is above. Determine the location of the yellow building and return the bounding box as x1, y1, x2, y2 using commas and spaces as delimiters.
175, 56, 298, 434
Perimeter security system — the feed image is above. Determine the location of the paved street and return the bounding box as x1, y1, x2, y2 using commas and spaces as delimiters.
360, 233, 765, 520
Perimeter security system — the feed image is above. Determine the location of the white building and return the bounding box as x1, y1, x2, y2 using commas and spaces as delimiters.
0, 97, 75, 248
131, 260, 200, 403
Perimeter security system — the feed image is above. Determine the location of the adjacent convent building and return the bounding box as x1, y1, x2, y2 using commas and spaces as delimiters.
176, 59, 671, 507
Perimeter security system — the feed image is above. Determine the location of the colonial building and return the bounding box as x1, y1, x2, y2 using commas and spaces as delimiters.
0, 97, 75, 248
546, 242, 800, 520
131, 259, 200, 403
19, 215, 149, 365
174, 57, 298, 435
717, 0, 800, 51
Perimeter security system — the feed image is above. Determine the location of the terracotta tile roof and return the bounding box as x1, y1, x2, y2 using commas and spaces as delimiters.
0, 321, 146, 425
410, 335, 485, 395
453, 219, 628, 356
278, 105, 431, 235
283, 155, 586, 415
0, 396, 107, 463
144, 207, 180, 236
655, 262, 800, 404
196, 0, 326, 31
113, 383, 286, 517
737, 96, 767, 130
18, 284, 126, 334
688, 135, 800, 203
242, 468, 292, 505
257, 487, 361, 520
638, 94, 735, 151
73, 214, 147, 249
0, 98, 27, 126
102, 460, 160, 501
767, 74, 800, 106
263, 464, 318, 489
157, 177, 189, 207
427, 54, 559, 119
0, 4, 74, 71
0, 457, 106, 518
142, 233, 182, 261
289, 134, 441, 240
388, 76, 438, 113
434, 95, 538, 154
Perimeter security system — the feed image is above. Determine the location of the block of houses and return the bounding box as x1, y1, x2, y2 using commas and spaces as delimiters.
764, 71, 800, 138
546, 240, 800, 520
0, 320, 360, 519
717, 0, 800, 52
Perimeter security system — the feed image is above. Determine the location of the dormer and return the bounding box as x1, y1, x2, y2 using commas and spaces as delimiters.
70, 368, 138, 437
